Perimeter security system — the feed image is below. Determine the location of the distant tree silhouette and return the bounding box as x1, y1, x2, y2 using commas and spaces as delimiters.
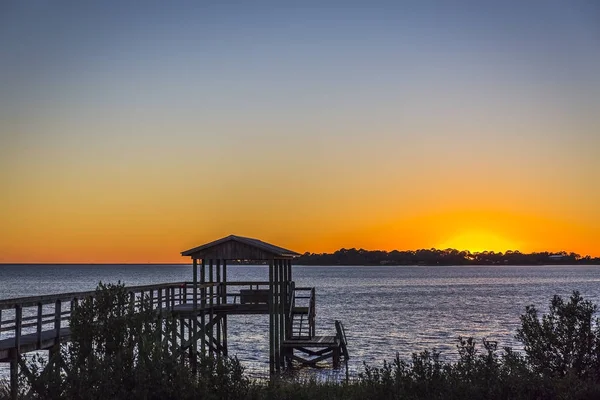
295, 248, 600, 266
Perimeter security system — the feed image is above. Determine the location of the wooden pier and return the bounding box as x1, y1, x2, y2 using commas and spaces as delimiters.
0, 235, 348, 399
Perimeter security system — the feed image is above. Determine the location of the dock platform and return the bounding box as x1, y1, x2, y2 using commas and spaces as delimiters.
0, 234, 349, 400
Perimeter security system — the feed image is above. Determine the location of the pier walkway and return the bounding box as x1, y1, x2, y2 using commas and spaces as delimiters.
0, 235, 348, 400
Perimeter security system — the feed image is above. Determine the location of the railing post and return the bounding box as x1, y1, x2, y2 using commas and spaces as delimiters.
11, 305, 20, 400
222, 260, 228, 356
54, 300, 61, 341
158, 289, 163, 312
71, 298, 78, 330
268, 259, 275, 375
15, 304, 22, 353
36, 302, 43, 348
193, 258, 198, 311
311, 288, 316, 337
157, 288, 163, 346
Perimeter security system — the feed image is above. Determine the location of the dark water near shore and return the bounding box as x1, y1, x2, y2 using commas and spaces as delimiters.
2, 264, 600, 378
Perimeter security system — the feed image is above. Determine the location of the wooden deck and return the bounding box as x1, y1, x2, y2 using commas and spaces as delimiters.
0, 279, 347, 396
0, 328, 70, 362
1, 236, 350, 400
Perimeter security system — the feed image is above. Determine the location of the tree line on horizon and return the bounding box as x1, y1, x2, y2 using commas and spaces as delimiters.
294, 248, 600, 266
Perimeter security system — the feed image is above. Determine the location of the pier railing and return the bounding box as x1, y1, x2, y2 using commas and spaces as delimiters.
0, 280, 289, 360
291, 287, 316, 338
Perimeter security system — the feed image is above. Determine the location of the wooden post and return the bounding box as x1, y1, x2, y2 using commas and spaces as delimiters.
208, 259, 214, 357
159, 288, 163, 311
201, 259, 206, 308
10, 355, 17, 400
191, 317, 198, 374
279, 260, 285, 367
274, 259, 280, 372
286, 259, 292, 342
36, 302, 43, 348
54, 300, 61, 341
11, 304, 22, 400
333, 346, 341, 369
165, 288, 170, 313
193, 258, 198, 310
222, 260, 227, 302
157, 289, 163, 346
268, 258, 275, 375
179, 317, 185, 363
201, 259, 206, 356
222, 259, 228, 356
216, 259, 221, 303
216, 259, 221, 356
311, 288, 316, 337
209, 259, 214, 305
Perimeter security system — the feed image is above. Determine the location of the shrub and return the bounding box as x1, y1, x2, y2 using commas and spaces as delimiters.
15, 287, 600, 400
517, 291, 600, 379
21, 283, 249, 400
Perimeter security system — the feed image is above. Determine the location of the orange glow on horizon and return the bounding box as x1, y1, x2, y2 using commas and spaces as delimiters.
437, 230, 521, 254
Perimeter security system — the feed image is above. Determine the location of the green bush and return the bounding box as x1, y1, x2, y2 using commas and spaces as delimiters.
517, 291, 600, 379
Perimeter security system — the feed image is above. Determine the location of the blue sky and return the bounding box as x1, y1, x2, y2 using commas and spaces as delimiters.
1, 1, 599, 261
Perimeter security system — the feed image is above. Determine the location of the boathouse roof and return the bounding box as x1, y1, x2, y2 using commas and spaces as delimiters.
181, 235, 300, 260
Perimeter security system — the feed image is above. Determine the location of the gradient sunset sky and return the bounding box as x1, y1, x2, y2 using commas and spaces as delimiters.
1, 1, 599, 262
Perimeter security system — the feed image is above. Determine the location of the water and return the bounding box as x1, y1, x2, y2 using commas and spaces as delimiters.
2, 264, 600, 378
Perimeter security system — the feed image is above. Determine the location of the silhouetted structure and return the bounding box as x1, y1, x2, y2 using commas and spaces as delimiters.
0, 235, 349, 399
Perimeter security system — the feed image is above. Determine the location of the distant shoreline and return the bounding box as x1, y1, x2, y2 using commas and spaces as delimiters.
1, 262, 600, 266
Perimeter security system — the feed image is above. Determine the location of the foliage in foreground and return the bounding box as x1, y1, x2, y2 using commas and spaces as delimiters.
4, 287, 600, 400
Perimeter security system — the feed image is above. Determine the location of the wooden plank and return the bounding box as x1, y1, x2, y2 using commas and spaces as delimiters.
282, 336, 339, 348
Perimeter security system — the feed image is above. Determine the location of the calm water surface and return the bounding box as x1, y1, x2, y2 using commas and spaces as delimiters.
2, 264, 600, 377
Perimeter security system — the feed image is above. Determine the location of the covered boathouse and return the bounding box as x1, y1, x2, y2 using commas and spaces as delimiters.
179, 234, 349, 373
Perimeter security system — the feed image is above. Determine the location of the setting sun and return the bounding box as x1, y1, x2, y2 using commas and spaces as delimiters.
438, 231, 520, 253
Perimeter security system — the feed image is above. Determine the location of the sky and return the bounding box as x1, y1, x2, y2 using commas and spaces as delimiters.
1, 1, 599, 262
